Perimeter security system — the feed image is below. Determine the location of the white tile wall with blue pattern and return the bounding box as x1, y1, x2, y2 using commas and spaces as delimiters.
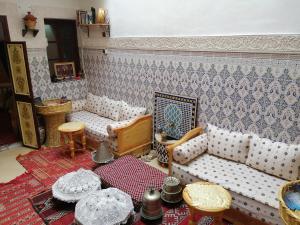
82, 49, 300, 145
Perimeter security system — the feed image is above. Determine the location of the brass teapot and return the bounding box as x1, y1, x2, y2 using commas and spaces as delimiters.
141, 187, 163, 220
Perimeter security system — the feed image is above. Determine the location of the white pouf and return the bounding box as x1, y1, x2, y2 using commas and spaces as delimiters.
52, 168, 101, 203
75, 188, 135, 225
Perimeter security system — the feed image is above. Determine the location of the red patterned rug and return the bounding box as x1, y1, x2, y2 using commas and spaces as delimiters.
17, 147, 97, 188
0, 172, 45, 225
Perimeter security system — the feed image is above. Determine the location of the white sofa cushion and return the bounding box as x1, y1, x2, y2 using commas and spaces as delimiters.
246, 134, 300, 181
72, 99, 87, 112
172, 163, 283, 225
97, 96, 121, 121
119, 101, 146, 121
173, 133, 208, 164
107, 119, 135, 137
207, 124, 250, 163
83, 93, 102, 115
172, 153, 286, 209
68, 111, 115, 140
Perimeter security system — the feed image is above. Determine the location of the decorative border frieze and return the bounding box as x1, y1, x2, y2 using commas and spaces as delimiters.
83, 35, 300, 54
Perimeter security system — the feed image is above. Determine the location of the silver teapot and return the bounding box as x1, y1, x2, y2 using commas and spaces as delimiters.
141, 187, 163, 220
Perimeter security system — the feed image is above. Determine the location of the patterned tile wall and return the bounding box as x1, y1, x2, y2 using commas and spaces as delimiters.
27, 48, 87, 100
83, 49, 300, 144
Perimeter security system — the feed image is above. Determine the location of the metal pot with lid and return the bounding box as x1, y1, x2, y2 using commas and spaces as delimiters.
141, 187, 163, 220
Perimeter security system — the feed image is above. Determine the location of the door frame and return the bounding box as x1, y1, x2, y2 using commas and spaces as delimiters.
0, 15, 10, 41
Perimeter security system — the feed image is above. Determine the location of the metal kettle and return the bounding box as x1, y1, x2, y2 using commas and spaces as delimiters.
141, 187, 163, 220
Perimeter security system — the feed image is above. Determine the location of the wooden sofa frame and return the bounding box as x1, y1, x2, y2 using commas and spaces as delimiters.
166, 127, 269, 225
112, 114, 152, 158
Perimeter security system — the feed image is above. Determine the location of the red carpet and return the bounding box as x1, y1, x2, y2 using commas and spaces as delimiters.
0, 172, 45, 225
17, 147, 97, 188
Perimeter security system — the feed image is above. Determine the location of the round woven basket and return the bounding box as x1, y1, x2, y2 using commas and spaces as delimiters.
36, 99, 72, 115
278, 180, 300, 225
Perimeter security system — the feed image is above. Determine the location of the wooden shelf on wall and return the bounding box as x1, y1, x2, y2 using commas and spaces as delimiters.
79, 23, 110, 37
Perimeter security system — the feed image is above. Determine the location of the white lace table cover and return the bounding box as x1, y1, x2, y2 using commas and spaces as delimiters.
52, 168, 101, 203
75, 188, 135, 225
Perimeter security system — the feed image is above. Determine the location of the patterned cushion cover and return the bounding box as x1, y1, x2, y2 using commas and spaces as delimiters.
172, 163, 283, 225
173, 154, 285, 209
68, 111, 115, 140
119, 101, 146, 121
246, 134, 300, 181
93, 155, 166, 209
173, 133, 208, 164
207, 124, 250, 163
72, 99, 87, 112
98, 96, 121, 121
107, 119, 134, 137
83, 93, 102, 115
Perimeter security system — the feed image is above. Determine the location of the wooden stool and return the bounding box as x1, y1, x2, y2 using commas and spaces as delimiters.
182, 182, 232, 225
58, 122, 86, 159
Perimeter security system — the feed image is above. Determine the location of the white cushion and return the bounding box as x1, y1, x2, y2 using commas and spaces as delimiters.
172, 161, 283, 225
207, 124, 250, 163
72, 99, 87, 112
107, 119, 134, 137
68, 111, 115, 140
119, 101, 146, 121
83, 93, 102, 115
172, 153, 286, 209
98, 96, 121, 121
173, 134, 208, 164
246, 134, 300, 181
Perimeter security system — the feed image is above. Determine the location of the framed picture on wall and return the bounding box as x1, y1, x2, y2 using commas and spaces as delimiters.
54, 62, 75, 80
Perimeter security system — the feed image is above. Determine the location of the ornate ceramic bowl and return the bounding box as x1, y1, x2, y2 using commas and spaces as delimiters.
52, 168, 101, 203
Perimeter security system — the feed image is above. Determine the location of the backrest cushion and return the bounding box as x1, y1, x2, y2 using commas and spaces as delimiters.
246, 134, 300, 181
84, 93, 102, 114
98, 96, 121, 121
207, 124, 250, 163
119, 101, 146, 121
173, 133, 208, 164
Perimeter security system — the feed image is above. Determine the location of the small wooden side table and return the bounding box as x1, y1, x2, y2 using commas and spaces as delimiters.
182, 182, 232, 225
58, 122, 86, 159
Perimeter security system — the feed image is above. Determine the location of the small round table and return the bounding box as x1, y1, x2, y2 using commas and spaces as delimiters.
182, 182, 232, 225
58, 122, 86, 159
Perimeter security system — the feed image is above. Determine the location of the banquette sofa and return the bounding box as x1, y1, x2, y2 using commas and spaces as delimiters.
68, 93, 152, 157
167, 124, 300, 225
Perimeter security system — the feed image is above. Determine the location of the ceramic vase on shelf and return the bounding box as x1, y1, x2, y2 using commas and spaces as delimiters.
23, 12, 37, 29
97, 8, 105, 24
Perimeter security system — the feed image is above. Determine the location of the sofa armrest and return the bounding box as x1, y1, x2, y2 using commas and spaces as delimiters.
110, 114, 153, 155
166, 127, 204, 176
72, 99, 86, 112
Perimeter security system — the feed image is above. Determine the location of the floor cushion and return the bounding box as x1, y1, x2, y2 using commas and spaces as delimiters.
93, 155, 166, 209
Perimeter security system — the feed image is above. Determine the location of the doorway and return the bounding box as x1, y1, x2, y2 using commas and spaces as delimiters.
0, 15, 19, 147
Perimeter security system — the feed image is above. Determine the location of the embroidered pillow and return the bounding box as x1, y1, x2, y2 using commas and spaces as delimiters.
119, 101, 146, 121
246, 134, 300, 181
72, 99, 87, 112
83, 93, 102, 114
98, 96, 121, 121
173, 133, 208, 164
207, 124, 250, 163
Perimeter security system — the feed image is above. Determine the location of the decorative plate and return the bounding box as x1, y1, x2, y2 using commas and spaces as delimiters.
52, 168, 101, 203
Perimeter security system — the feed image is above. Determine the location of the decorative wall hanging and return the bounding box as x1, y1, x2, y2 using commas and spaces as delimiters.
7, 44, 30, 95
154, 92, 197, 140
153, 92, 197, 164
